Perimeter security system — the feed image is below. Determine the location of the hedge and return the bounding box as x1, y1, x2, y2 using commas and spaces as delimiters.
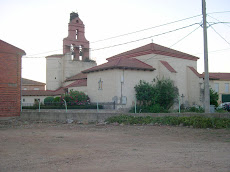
105, 115, 230, 129
22, 104, 103, 109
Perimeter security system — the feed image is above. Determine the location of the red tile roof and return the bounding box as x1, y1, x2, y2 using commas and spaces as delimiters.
188, 66, 202, 78
160, 61, 177, 73
22, 78, 45, 86
66, 79, 87, 88
208, 73, 230, 80
65, 73, 87, 82
22, 87, 66, 96
0, 39, 26, 55
107, 43, 199, 61
82, 57, 155, 73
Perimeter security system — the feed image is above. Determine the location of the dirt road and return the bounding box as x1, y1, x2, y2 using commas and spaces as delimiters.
0, 122, 230, 172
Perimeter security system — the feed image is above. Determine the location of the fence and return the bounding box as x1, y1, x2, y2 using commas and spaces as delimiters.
21, 101, 116, 112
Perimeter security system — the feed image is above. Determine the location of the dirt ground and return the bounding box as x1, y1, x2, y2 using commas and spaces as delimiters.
0, 121, 230, 172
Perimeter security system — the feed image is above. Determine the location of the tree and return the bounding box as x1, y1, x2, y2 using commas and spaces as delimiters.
154, 78, 178, 110
134, 78, 178, 112
210, 88, 218, 107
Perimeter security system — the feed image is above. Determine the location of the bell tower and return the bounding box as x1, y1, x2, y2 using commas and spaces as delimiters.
63, 12, 90, 61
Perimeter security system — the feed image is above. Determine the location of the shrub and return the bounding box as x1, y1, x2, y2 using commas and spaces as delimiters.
134, 78, 178, 112
44, 97, 54, 105
210, 88, 218, 107
61, 90, 90, 105
105, 115, 230, 129
54, 97, 61, 103
22, 104, 103, 109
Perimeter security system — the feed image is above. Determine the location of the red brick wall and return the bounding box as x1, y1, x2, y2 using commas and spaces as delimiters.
0, 53, 21, 117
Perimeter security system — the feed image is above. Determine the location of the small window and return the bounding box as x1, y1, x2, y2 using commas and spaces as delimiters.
214, 83, 219, 93
225, 83, 229, 93
23, 88, 27, 90
76, 30, 78, 39
98, 78, 103, 90
34, 88, 39, 90
23, 98, 25, 102
76, 20, 79, 23
79, 45, 83, 60
34, 99, 40, 104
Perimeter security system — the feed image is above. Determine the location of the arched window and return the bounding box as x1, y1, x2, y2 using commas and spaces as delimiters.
79, 45, 83, 60
76, 29, 78, 39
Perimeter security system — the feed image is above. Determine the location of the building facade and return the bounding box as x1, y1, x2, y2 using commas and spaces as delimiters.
0, 40, 26, 117
22, 78, 45, 90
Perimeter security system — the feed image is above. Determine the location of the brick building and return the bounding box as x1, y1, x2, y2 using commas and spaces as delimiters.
22, 78, 45, 90
0, 40, 26, 117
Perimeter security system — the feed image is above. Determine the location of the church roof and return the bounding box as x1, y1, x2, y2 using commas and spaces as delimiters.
160, 61, 177, 73
46, 54, 63, 58
65, 73, 87, 82
188, 66, 202, 78
66, 79, 87, 88
107, 43, 199, 61
82, 57, 155, 73
22, 78, 45, 86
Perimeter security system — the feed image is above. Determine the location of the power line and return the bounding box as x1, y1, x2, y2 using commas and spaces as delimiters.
208, 14, 230, 28
23, 11, 230, 57
207, 10, 230, 15
91, 14, 202, 43
209, 23, 230, 46
143, 24, 201, 62
91, 23, 199, 51
194, 48, 230, 55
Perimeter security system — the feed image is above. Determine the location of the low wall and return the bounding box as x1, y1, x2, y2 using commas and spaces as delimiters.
20, 111, 230, 123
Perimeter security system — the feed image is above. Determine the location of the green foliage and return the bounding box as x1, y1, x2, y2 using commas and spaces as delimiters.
53, 97, 61, 103
154, 78, 178, 109
22, 104, 103, 110
44, 97, 54, 105
105, 115, 230, 129
186, 106, 204, 113
210, 88, 219, 107
129, 104, 168, 113
134, 78, 178, 112
134, 80, 155, 106
61, 90, 90, 105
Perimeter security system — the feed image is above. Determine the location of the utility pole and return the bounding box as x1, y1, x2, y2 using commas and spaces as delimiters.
202, 0, 210, 113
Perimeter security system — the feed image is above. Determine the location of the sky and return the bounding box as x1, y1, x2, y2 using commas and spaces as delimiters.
1, 0, 230, 83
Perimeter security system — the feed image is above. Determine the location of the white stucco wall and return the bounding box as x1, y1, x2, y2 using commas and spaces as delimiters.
62, 53, 96, 81
134, 54, 198, 106
46, 53, 96, 91
68, 86, 88, 94
21, 96, 47, 106
186, 67, 203, 106
46, 57, 63, 90
87, 69, 156, 109
209, 80, 230, 103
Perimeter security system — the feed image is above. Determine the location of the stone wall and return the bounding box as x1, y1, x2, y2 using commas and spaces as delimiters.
20, 111, 230, 123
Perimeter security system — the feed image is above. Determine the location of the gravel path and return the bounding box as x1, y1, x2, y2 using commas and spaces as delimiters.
0, 121, 230, 172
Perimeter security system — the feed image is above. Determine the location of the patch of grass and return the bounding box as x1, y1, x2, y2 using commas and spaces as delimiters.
105, 115, 230, 129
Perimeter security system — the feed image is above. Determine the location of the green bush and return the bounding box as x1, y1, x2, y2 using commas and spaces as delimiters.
134, 78, 178, 113
129, 104, 168, 113
61, 90, 90, 105
105, 115, 230, 129
187, 107, 204, 113
44, 97, 54, 105
53, 97, 61, 103
22, 104, 103, 109
210, 88, 218, 107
